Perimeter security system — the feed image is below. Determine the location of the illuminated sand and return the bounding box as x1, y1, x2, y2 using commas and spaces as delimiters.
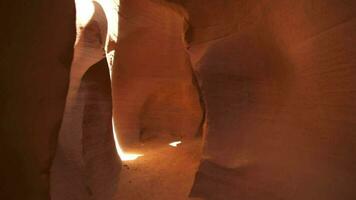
117, 136, 202, 200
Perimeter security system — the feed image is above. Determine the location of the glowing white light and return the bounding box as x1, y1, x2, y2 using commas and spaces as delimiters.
75, 0, 95, 27
96, 0, 119, 46
169, 141, 182, 147
112, 118, 143, 161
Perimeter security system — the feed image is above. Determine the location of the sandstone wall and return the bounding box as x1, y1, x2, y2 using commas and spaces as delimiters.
50, 1, 121, 199
112, 0, 202, 149
0, 0, 76, 199
177, 0, 356, 199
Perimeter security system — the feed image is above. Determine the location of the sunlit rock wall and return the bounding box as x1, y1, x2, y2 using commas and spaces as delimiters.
0, 0, 76, 199
50, 1, 121, 200
112, 0, 202, 149
175, 0, 356, 199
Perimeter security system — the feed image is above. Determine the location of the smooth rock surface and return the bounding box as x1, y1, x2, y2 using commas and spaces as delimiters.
112, 0, 203, 150
176, 1, 356, 199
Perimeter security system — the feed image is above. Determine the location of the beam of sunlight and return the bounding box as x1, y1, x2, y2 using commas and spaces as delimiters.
112, 118, 143, 161
169, 141, 182, 147
102, 0, 137, 161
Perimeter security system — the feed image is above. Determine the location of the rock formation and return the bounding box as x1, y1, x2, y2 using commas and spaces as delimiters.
112, 0, 203, 149
0, 1, 76, 199
175, 1, 356, 199
50, 1, 121, 200
1, 0, 355, 199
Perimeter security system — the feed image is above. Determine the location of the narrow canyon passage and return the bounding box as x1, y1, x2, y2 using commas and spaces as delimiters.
51, 0, 205, 199
1, 0, 356, 200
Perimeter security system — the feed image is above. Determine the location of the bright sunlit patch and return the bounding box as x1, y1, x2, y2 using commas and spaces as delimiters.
96, 0, 119, 45
112, 119, 143, 161
75, 0, 95, 27
169, 141, 182, 147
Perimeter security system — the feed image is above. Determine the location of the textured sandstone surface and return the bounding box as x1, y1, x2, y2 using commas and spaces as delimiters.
112, 0, 203, 150
176, 1, 356, 199
51, 58, 121, 200
80, 0, 356, 199
1, 0, 356, 199
50, 1, 121, 200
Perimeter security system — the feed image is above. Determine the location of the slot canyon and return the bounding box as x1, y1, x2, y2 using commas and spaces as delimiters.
0, 0, 355, 200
